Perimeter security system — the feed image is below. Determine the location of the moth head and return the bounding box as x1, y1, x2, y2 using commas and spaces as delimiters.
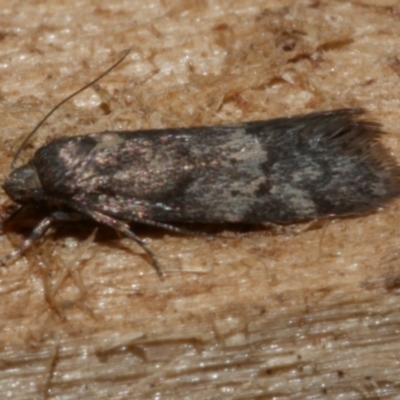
3, 164, 44, 205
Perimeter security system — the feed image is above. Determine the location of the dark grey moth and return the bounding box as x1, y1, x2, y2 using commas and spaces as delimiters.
2, 107, 400, 277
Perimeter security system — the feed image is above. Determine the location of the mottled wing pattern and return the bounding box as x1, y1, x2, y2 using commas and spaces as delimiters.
33, 109, 400, 225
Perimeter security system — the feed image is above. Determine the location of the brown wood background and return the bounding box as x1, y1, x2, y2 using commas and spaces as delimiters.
0, 0, 400, 398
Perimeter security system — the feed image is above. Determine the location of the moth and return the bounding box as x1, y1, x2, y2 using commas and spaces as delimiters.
2, 55, 400, 278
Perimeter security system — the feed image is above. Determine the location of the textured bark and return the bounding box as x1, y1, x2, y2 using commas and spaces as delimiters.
0, 0, 399, 399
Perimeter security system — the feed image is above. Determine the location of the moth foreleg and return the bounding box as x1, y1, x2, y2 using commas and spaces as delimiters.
0, 211, 82, 266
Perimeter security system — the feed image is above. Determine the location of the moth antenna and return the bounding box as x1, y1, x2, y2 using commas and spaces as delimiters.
11, 49, 131, 170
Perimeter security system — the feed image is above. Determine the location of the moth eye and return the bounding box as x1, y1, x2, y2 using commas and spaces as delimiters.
32, 188, 44, 202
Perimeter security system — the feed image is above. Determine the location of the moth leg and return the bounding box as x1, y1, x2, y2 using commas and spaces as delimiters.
0, 211, 82, 266
125, 216, 210, 236
81, 210, 164, 279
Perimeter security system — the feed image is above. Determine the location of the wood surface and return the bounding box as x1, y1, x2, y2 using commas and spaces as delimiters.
0, 0, 400, 398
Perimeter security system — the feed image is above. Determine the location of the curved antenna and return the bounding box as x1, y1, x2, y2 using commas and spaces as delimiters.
11, 49, 131, 170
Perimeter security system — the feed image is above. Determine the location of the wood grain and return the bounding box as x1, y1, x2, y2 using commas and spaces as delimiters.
0, 0, 399, 398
